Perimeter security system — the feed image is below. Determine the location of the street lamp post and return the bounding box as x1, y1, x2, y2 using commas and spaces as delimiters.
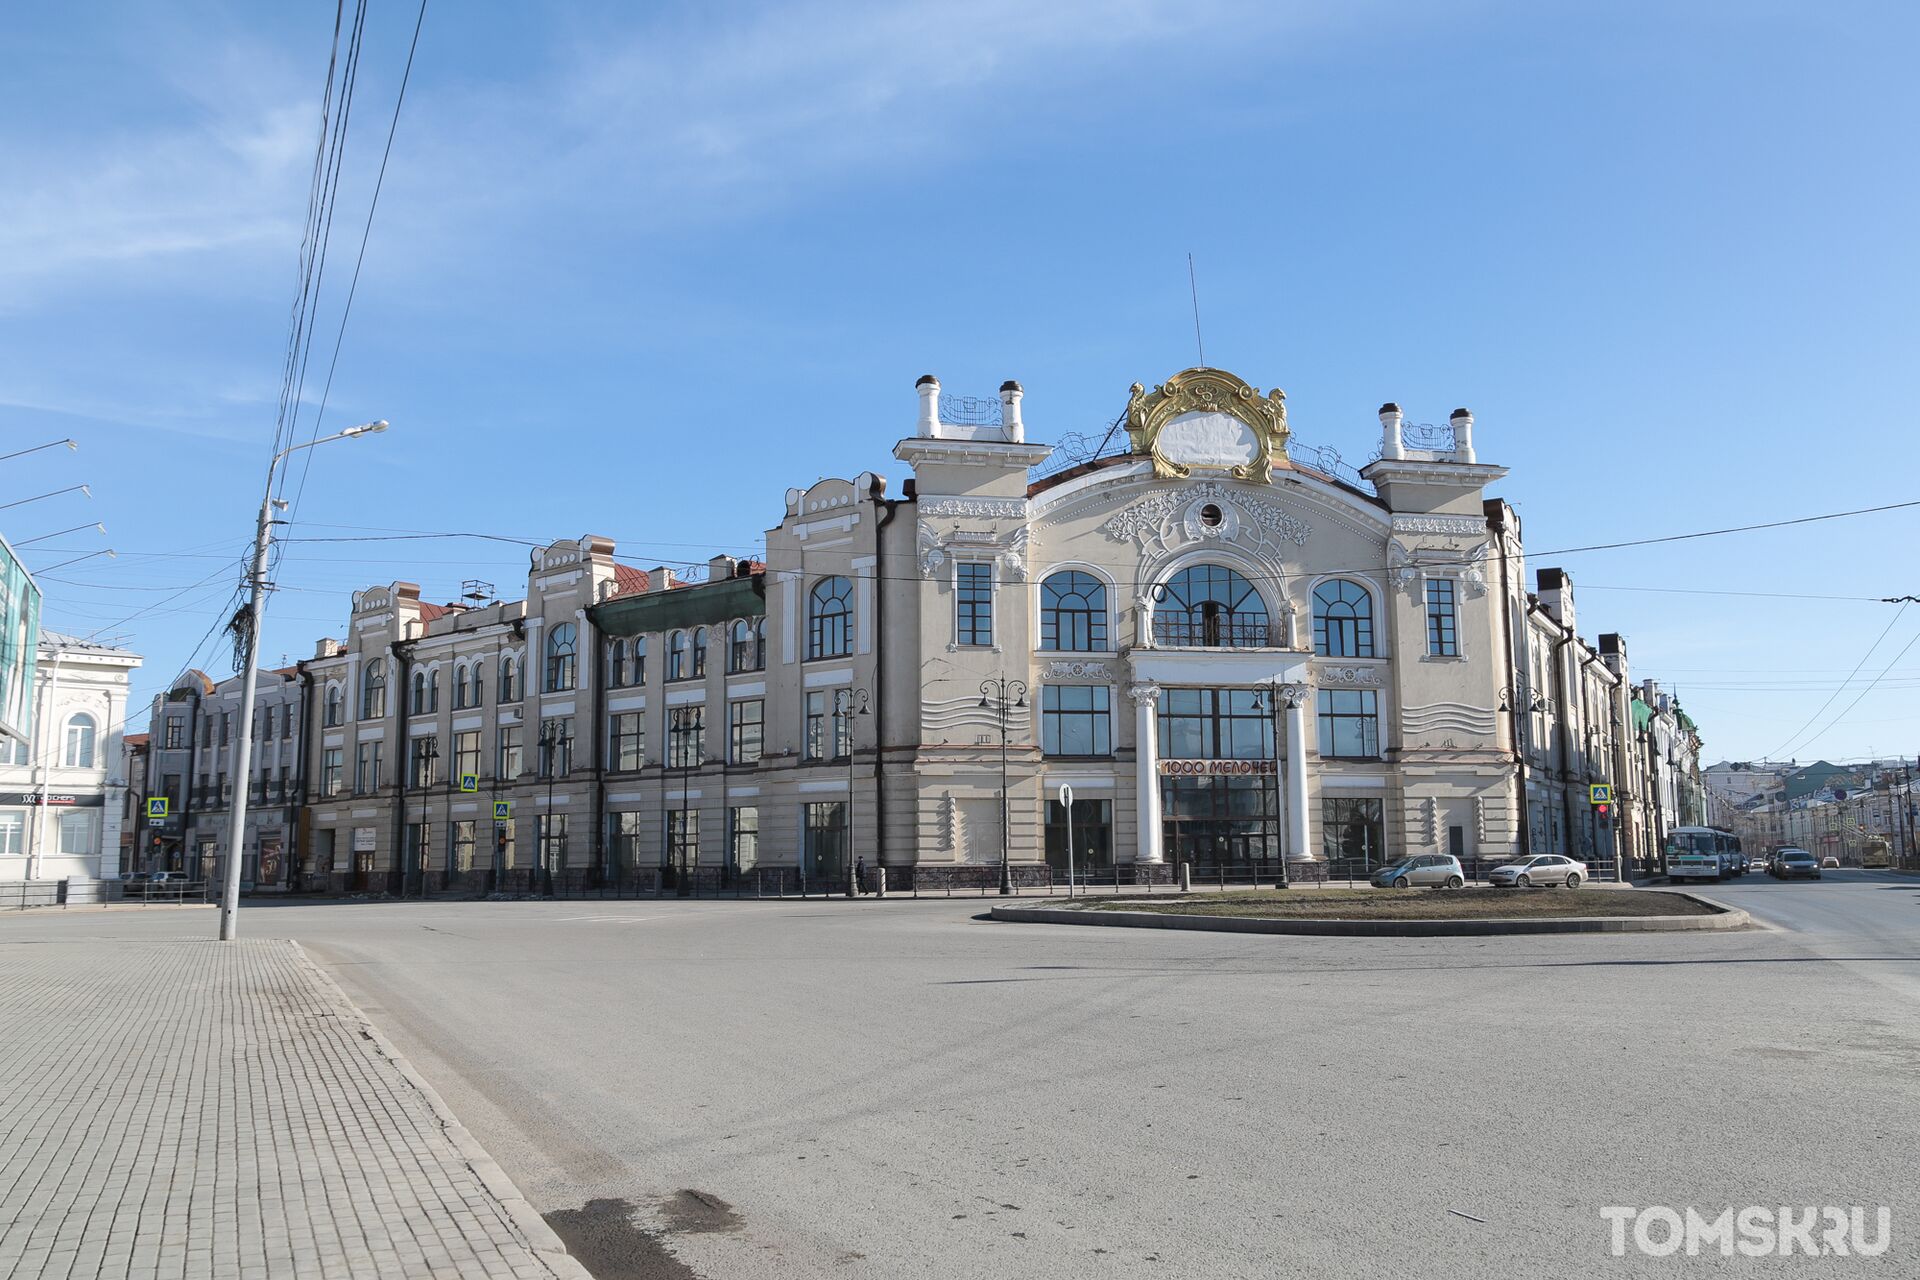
414, 737, 439, 898
979, 678, 1027, 896
538, 718, 569, 897
1498, 682, 1546, 858
835, 688, 870, 896
1250, 681, 1298, 888
219, 420, 387, 941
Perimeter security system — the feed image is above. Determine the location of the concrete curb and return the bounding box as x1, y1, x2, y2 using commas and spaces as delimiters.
987, 891, 1749, 937
291, 942, 592, 1280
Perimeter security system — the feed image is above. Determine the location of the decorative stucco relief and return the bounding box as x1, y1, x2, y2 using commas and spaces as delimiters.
1315, 665, 1382, 688
1101, 481, 1310, 562
1391, 515, 1487, 537
921, 497, 1028, 520
1044, 660, 1112, 680
1401, 701, 1498, 736
1388, 539, 1490, 599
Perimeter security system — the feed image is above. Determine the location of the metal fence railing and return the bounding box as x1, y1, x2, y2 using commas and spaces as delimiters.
6, 879, 213, 911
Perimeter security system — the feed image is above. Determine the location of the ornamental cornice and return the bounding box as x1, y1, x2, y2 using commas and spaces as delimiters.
1390, 514, 1487, 537
1315, 664, 1383, 688
920, 497, 1029, 520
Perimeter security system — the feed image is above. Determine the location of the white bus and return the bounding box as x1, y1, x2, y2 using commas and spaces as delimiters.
1665, 826, 1743, 882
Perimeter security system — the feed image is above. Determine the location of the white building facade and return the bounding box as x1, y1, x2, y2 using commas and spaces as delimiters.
0, 632, 141, 885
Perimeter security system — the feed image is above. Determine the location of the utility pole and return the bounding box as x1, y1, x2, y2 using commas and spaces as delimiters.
218, 421, 387, 941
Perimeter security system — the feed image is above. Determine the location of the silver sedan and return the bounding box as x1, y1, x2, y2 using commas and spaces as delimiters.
1488, 855, 1588, 888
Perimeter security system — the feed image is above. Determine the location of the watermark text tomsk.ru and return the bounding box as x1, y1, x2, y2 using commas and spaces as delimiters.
1602, 1206, 1891, 1258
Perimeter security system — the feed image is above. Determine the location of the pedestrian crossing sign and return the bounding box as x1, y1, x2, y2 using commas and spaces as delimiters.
146, 796, 168, 819
459, 773, 479, 793
493, 801, 511, 821
1589, 784, 1613, 805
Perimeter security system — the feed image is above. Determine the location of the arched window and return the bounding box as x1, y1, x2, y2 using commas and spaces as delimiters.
633, 635, 647, 685
1040, 571, 1108, 652
753, 618, 766, 667
691, 627, 708, 678
63, 713, 97, 768
607, 638, 630, 687
411, 671, 430, 715
469, 662, 485, 706
1312, 579, 1375, 658
668, 630, 689, 681
498, 655, 520, 703
1155, 565, 1269, 648
325, 685, 344, 727
729, 619, 752, 673
545, 623, 578, 692
453, 664, 471, 709
808, 576, 854, 659
361, 659, 387, 720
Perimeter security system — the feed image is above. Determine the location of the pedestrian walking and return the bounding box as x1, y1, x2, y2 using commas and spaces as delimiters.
856, 856, 868, 895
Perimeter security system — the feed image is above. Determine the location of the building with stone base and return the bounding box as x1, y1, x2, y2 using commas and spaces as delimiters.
251, 366, 1698, 893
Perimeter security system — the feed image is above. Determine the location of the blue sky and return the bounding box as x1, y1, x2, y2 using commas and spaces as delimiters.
3, 0, 1916, 764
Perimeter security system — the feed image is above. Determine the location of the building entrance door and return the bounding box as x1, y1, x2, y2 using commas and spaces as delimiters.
1160, 775, 1279, 866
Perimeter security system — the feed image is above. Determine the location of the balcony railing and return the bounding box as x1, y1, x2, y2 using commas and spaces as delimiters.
1150, 616, 1280, 649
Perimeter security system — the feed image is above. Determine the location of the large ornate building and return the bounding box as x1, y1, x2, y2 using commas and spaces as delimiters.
165, 366, 1701, 892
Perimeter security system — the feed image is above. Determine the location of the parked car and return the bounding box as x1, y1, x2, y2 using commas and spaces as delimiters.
1370, 854, 1465, 889
1489, 854, 1588, 888
134, 871, 198, 899
1771, 849, 1821, 880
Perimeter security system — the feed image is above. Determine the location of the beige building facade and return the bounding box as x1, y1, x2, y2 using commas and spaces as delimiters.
221, 365, 1711, 893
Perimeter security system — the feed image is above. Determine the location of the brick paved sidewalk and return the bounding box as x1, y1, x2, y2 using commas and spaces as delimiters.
0, 937, 587, 1280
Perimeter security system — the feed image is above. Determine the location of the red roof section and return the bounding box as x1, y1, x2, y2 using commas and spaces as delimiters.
417, 602, 452, 623
608, 563, 652, 599
124, 733, 150, 747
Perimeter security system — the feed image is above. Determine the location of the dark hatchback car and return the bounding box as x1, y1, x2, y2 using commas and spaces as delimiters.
1771, 849, 1822, 880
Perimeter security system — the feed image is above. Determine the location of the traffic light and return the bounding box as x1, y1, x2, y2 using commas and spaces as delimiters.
1596, 802, 1612, 824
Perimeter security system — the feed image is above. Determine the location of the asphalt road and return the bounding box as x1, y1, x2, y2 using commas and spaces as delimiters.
6, 872, 1917, 1278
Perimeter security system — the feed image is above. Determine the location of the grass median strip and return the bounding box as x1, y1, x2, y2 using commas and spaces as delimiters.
1075, 887, 1714, 921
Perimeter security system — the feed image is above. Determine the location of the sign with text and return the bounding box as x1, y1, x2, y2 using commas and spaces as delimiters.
1158, 759, 1277, 777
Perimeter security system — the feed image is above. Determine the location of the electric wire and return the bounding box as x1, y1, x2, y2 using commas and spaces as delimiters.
1765, 603, 1909, 759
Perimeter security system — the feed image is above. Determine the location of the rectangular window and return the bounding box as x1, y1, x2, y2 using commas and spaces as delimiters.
804, 691, 827, 761
406, 822, 434, 876
729, 805, 759, 870
610, 811, 645, 876
164, 716, 184, 748
219, 712, 231, 746
499, 659, 522, 703
0, 812, 23, 855
497, 726, 523, 780
1321, 797, 1386, 865
161, 774, 181, 807
321, 748, 344, 797
803, 801, 847, 878
1156, 688, 1275, 761
1043, 798, 1113, 871
664, 808, 699, 867
0, 737, 25, 766
538, 814, 570, 870
452, 820, 476, 872
1316, 689, 1380, 759
609, 712, 645, 772
354, 741, 383, 793
1426, 578, 1459, 657
668, 707, 705, 769
729, 700, 763, 764
58, 809, 97, 856
454, 730, 481, 783
1041, 685, 1111, 756
538, 718, 574, 777
409, 737, 439, 788
956, 562, 993, 647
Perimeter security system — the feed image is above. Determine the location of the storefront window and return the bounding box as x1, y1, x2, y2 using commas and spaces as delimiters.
1044, 799, 1112, 870
1157, 688, 1273, 761
1321, 797, 1385, 866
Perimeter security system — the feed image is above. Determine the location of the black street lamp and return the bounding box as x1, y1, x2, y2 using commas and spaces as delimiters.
1499, 682, 1547, 856
835, 688, 871, 896
415, 738, 439, 898
979, 677, 1028, 896
538, 718, 571, 897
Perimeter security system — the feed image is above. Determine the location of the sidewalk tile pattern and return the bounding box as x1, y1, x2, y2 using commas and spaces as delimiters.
0, 938, 569, 1280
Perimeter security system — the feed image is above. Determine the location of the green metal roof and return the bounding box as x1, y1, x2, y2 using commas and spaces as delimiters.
1630, 696, 1652, 731
590, 575, 765, 636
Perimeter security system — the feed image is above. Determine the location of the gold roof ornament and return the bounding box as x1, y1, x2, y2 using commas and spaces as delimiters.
1124, 367, 1289, 483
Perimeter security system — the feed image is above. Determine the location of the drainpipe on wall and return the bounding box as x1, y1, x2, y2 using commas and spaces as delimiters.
294, 668, 314, 890
1489, 510, 1532, 857
390, 640, 411, 896
1552, 629, 1577, 856
28, 647, 69, 881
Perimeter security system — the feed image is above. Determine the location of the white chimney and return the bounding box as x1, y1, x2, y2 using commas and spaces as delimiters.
1378, 402, 1405, 460
1450, 407, 1475, 463
916, 375, 940, 438
999, 380, 1024, 442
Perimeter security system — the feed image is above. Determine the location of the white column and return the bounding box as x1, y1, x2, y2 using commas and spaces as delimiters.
1129, 683, 1163, 864
1283, 684, 1312, 859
